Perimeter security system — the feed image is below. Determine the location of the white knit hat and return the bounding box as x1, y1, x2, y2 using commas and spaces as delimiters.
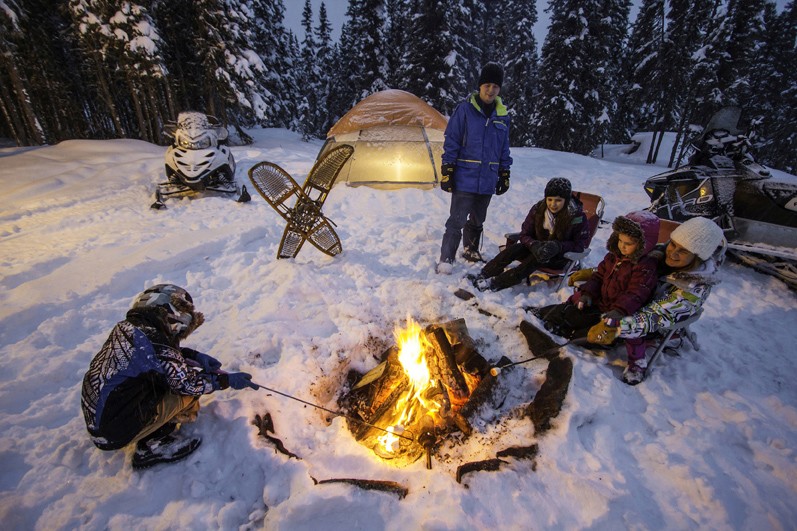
670, 217, 724, 260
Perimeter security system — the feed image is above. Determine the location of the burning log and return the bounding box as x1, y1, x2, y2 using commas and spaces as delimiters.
339, 318, 490, 467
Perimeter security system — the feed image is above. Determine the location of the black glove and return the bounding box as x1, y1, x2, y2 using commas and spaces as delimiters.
214, 371, 258, 390
183, 348, 222, 373
533, 241, 561, 262
496, 168, 510, 195
440, 163, 455, 193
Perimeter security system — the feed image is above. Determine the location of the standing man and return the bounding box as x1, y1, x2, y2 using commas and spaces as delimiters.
437, 62, 512, 274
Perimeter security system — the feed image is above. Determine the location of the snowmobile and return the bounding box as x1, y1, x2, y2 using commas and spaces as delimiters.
644, 106, 797, 289
152, 111, 250, 208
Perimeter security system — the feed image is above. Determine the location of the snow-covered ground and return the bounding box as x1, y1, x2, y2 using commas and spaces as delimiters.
1, 128, 796, 530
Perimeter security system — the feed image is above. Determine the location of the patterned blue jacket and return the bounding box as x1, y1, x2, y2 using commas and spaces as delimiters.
81, 312, 215, 450
442, 93, 512, 195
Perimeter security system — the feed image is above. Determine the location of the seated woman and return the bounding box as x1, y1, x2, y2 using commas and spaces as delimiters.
472, 177, 591, 291
537, 210, 661, 345
587, 216, 725, 385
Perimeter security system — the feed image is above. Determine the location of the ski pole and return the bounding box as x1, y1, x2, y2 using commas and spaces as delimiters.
251, 381, 415, 442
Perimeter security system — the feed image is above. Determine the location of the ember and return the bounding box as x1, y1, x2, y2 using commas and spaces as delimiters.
340, 318, 493, 468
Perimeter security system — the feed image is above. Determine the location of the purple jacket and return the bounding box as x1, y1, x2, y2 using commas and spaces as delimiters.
518, 198, 591, 255
577, 211, 661, 315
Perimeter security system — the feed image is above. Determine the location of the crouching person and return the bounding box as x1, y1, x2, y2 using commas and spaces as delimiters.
587, 217, 725, 385
81, 284, 257, 469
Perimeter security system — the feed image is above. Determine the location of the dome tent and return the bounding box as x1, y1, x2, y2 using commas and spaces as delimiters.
318, 90, 448, 189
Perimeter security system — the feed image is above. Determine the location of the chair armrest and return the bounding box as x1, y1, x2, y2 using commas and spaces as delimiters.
563, 249, 590, 261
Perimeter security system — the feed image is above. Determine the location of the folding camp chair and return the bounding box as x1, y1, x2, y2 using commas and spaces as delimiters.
503, 191, 606, 290
645, 308, 702, 378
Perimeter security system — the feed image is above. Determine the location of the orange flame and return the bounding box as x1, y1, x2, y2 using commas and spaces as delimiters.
378, 317, 441, 453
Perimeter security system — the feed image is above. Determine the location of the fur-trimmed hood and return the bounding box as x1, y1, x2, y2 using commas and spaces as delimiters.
606, 210, 660, 262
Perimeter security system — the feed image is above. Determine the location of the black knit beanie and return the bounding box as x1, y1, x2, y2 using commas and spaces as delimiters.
478, 62, 503, 87
544, 177, 572, 201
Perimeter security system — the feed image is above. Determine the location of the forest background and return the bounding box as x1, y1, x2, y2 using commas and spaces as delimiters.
1, 0, 795, 172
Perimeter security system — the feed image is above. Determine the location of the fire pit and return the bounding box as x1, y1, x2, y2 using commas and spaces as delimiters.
340, 318, 496, 468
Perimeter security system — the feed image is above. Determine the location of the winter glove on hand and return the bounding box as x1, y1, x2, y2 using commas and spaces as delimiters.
214, 371, 258, 391
602, 310, 625, 327
495, 169, 510, 195
227, 372, 258, 390
183, 348, 222, 373
440, 163, 455, 193
567, 268, 594, 287
568, 291, 593, 310
587, 321, 619, 345
534, 241, 562, 262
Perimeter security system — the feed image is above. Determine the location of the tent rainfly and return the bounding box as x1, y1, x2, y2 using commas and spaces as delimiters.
318, 89, 448, 189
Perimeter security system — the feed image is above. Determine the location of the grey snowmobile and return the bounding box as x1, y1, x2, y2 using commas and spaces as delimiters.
644, 106, 797, 289
152, 111, 250, 208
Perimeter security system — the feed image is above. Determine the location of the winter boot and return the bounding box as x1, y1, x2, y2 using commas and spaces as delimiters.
462, 248, 485, 263
132, 429, 202, 470
622, 358, 648, 386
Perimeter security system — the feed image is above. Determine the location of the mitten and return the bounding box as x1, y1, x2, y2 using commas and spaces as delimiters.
534, 241, 562, 262
587, 321, 619, 345
568, 291, 592, 310
567, 268, 594, 287
495, 168, 510, 195
440, 163, 455, 193
183, 348, 222, 372
602, 310, 624, 327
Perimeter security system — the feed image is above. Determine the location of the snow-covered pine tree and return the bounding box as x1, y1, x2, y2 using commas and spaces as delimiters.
394, 0, 453, 113
748, 1, 797, 172
314, 2, 335, 135
1, 0, 47, 144
249, 0, 294, 129
613, 0, 665, 141
297, 0, 320, 139
533, 0, 608, 154
592, 0, 631, 150
384, 0, 412, 90
500, 0, 539, 147
333, 0, 389, 114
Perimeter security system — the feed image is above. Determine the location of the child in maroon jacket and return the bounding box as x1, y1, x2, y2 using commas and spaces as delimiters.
537, 210, 661, 342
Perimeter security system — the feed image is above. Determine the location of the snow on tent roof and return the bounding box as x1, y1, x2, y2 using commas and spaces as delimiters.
321, 90, 448, 189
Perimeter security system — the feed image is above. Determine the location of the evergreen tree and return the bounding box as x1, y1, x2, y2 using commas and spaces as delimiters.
334, 0, 389, 116
615, 0, 665, 140
314, 2, 335, 134
297, 0, 319, 138
395, 0, 453, 112
501, 0, 539, 146
533, 0, 608, 154
593, 0, 631, 147
383, 0, 411, 89
749, 1, 797, 172
250, 0, 294, 129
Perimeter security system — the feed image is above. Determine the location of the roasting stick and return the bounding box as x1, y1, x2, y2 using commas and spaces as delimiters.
252, 381, 414, 442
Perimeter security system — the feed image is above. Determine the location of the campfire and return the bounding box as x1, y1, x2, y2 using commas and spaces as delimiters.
340, 318, 495, 468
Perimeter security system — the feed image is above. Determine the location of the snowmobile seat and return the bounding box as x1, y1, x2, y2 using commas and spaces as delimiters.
503, 191, 606, 290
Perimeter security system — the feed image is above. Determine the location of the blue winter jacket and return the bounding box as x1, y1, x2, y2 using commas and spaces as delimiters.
442, 93, 512, 195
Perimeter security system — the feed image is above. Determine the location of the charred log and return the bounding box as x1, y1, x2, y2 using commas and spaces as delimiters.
525, 356, 573, 434
520, 319, 562, 359
252, 413, 301, 460
313, 477, 409, 499
496, 444, 539, 461
456, 458, 509, 483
